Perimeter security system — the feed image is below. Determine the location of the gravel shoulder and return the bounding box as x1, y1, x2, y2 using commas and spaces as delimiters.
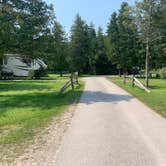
0, 103, 77, 166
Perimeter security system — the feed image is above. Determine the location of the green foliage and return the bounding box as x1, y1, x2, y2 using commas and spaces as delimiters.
135, 0, 166, 69
106, 2, 139, 74
0, 1, 15, 56
34, 68, 47, 79
106, 12, 120, 66
117, 2, 138, 70
70, 15, 117, 75
46, 21, 69, 75
0, 0, 54, 63
95, 27, 112, 75
0, 0, 165, 76
86, 23, 98, 74
159, 67, 166, 79
70, 14, 89, 74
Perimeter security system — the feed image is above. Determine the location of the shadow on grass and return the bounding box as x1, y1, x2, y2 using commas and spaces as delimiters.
0, 89, 82, 116
149, 85, 166, 90
0, 90, 133, 115
0, 83, 52, 92
0, 92, 62, 108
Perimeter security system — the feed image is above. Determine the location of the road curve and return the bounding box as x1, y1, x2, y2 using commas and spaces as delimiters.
55, 77, 166, 166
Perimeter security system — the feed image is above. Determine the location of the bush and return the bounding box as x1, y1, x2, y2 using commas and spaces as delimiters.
150, 70, 160, 78
159, 67, 166, 79
28, 70, 34, 79
34, 68, 47, 79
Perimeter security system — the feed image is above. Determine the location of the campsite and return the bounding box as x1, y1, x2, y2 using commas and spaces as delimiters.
0, 0, 166, 165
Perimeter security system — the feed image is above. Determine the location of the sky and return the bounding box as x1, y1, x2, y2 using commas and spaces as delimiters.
45, 0, 135, 35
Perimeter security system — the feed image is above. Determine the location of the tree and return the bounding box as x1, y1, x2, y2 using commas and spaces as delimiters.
0, 0, 16, 61
106, 12, 121, 75
152, 0, 166, 68
70, 14, 89, 74
15, 0, 54, 59
95, 27, 111, 75
136, 0, 160, 87
86, 23, 97, 74
117, 2, 138, 75
51, 21, 68, 76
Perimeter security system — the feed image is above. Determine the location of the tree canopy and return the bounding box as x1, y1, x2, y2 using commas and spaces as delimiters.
0, 0, 165, 76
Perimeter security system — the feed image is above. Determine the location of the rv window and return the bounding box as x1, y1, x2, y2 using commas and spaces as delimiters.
22, 58, 31, 66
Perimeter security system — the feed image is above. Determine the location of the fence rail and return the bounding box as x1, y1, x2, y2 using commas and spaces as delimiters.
124, 75, 150, 93
59, 72, 79, 94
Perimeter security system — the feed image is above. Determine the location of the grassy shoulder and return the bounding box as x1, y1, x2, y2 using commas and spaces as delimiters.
0, 74, 84, 144
107, 77, 166, 118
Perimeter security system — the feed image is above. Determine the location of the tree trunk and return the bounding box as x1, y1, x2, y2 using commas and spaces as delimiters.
60, 71, 63, 77
119, 69, 121, 77
145, 37, 149, 88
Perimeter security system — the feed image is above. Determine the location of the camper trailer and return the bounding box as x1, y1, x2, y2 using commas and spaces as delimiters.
1, 54, 47, 77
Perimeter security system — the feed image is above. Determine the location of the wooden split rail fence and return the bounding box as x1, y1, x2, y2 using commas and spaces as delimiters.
59, 72, 79, 94
124, 75, 150, 93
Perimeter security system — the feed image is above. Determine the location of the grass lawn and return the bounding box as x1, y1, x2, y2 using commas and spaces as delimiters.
0, 74, 84, 144
108, 77, 166, 118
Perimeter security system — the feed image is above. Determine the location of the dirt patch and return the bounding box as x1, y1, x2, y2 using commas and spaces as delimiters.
0, 103, 77, 166
0, 125, 22, 138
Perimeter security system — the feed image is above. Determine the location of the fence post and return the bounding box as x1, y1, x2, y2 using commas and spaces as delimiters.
75, 72, 78, 84
124, 75, 126, 85
132, 75, 135, 87
70, 73, 74, 90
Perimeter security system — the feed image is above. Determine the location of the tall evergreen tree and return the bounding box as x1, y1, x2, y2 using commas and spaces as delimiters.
106, 12, 121, 75
136, 0, 160, 87
0, 0, 16, 61
96, 27, 111, 75
117, 2, 138, 74
152, 0, 166, 68
15, 0, 54, 59
0, 0, 54, 59
70, 14, 89, 74
87, 23, 97, 74
51, 21, 68, 76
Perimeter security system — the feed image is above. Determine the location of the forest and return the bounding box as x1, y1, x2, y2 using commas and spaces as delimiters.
0, 0, 166, 77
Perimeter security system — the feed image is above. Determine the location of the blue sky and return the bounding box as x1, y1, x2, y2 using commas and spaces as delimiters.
45, 0, 135, 35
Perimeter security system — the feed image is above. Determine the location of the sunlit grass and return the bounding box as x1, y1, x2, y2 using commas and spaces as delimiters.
108, 77, 166, 118
0, 75, 84, 144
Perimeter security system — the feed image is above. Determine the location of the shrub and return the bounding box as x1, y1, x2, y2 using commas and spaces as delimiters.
34, 68, 47, 79
150, 70, 160, 78
159, 67, 166, 79
28, 69, 34, 79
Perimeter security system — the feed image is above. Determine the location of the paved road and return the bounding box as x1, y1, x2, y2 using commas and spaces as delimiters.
55, 77, 166, 166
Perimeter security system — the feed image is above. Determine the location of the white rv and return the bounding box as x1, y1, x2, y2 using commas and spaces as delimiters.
1, 54, 47, 77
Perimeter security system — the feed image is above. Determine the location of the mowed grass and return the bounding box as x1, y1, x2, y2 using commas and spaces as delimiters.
108, 77, 166, 118
0, 75, 84, 144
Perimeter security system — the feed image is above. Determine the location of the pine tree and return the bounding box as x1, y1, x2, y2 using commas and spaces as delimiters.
70, 14, 89, 74
117, 2, 138, 75
95, 27, 111, 75
16, 0, 54, 58
0, 0, 54, 60
136, 0, 160, 87
0, 0, 16, 59
106, 12, 121, 75
52, 21, 68, 76
152, 0, 166, 68
87, 23, 97, 74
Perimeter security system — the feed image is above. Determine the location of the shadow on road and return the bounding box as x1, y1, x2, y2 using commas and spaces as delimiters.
79, 91, 133, 104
